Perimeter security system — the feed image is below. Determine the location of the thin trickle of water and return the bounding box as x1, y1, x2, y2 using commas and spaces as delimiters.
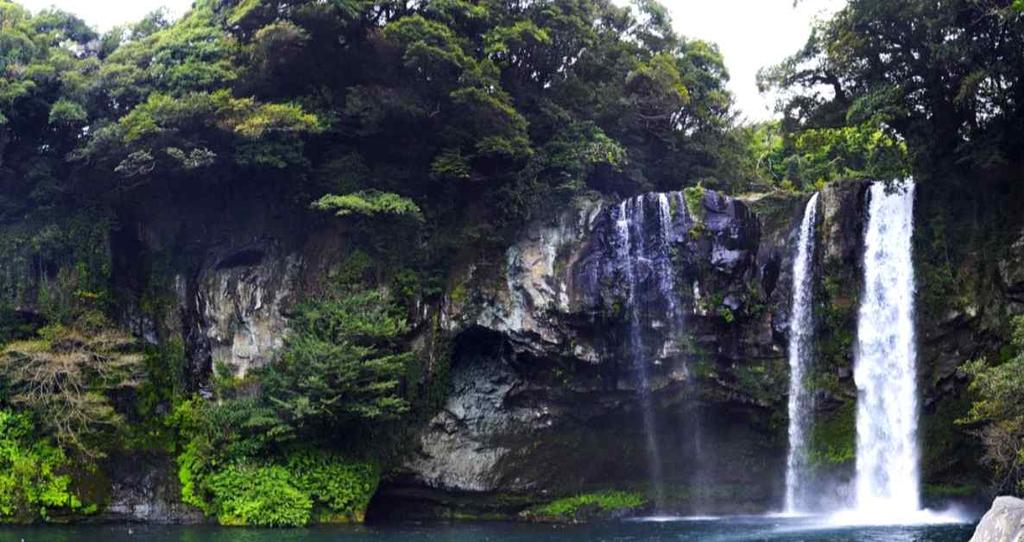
784, 192, 820, 514
853, 180, 920, 516
616, 197, 666, 508
656, 193, 680, 326
611, 192, 719, 514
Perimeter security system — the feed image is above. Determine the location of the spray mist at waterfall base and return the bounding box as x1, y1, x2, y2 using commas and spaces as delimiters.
824, 506, 971, 527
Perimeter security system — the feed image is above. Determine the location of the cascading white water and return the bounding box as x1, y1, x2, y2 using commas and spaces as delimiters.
784, 192, 820, 514
852, 180, 920, 516
615, 197, 666, 508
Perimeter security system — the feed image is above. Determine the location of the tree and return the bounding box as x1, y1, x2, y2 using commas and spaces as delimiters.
0, 3, 94, 221
261, 288, 413, 435
760, 0, 1024, 172
0, 317, 143, 457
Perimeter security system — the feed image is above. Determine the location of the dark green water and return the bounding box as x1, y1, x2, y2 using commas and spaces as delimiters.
0, 517, 975, 542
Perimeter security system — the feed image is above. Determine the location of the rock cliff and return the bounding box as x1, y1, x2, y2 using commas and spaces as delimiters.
4, 177, 1017, 522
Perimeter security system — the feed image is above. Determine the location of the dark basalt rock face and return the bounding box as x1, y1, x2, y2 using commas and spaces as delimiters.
100, 452, 205, 524
6, 177, 1012, 522
380, 189, 808, 518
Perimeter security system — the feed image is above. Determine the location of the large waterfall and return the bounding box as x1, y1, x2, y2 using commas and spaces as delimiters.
851, 180, 920, 516
784, 192, 819, 514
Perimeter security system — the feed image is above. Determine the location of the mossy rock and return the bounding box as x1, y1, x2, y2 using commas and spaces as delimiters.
808, 401, 855, 468
521, 490, 648, 523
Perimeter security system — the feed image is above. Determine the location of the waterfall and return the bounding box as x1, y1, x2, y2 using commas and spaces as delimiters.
784, 192, 820, 514
614, 196, 666, 508
852, 180, 920, 515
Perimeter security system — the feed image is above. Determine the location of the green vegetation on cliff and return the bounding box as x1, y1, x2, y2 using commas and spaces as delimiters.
1, 0, 1024, 525
0, 0, 744, 522
962, 316, 1024, 495
0, 410, 86, 522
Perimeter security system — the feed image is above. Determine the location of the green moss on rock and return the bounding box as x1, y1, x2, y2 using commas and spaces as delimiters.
808, 401, 855, 467
523, 490, 647, 522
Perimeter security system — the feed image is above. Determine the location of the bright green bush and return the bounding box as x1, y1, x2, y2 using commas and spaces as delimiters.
171, 400, 379, 527
185, 453, 379, 527
287, 451, 379, 521
311, 190, 423, 220
0, 410, 83, 521
207, 464, 312, 527
170, 397, 286, 514
683, 183, 706, 220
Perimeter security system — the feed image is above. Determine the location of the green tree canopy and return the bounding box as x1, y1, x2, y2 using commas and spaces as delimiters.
760, 0, 1024, 172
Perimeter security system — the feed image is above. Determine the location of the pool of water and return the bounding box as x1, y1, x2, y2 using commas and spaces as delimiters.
0, 516, 976, 542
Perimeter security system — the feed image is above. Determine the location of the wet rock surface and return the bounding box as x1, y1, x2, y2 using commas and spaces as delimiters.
388, 189, 805, 517
101, 452, 203, 524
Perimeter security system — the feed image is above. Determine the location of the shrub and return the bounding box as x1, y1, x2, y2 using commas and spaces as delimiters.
207, 464, 312, 527
182, 451, 379, 526
171, 399, 379, 526
262, 288, 413, 433
170, 398, 286, 513
0, 410, 83, 521
287, 450, 379, 522
682, 183, 706, 220
960, 315, 1024, 493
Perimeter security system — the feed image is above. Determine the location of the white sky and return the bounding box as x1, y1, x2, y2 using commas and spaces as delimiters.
20, 0, 191, 32
20, 0, 843, 122
667, 0, 844, 122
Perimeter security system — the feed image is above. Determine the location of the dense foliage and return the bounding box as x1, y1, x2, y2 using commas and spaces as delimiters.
263, 287, 413, 434
171, 397, 380, 526
0, 410, 85, 521
962, 316, 1024, 495
2, 0, 1024, 525
761, 0, 1024, 175
1, 318, 143, 458
0, 0, 742, 523
1, 0, 741, 251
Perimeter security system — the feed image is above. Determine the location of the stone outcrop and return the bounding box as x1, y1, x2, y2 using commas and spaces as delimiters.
180, 244, 301, 379
382, 189, 808, 517
970, 496, 1024, 542
100, 452, 204, 524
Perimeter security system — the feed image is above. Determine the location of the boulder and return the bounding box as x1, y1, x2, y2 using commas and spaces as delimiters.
970, 496, 1024, 542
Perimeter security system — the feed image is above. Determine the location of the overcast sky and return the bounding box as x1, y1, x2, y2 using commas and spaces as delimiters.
19, 0, 842, 122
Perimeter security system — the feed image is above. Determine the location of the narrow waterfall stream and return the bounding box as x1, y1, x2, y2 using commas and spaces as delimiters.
614, 196, 666, 508
784, 192, 819, 514
612, 192, 700, 512
852, 180, 920, 516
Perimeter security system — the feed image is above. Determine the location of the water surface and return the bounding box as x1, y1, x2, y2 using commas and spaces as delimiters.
0, 516, 974, 542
